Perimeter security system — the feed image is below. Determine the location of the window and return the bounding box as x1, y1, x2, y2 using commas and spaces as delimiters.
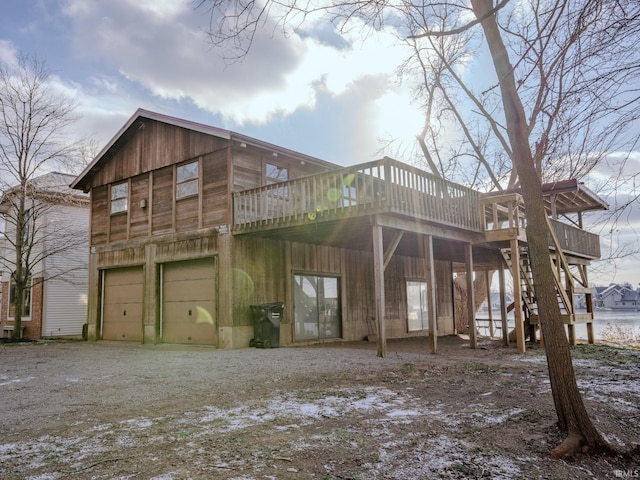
9, 277, 31, 318
176, 161, 199, 199
110, 182, 128, 214
266, 163, 288, 184
407, 280, 429, 331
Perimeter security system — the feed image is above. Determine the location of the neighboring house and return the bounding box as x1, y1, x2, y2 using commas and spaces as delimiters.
593, 286, 606, 308
71, 109, 606, 351
1, 172, 90, 339
599, 283, 640, 310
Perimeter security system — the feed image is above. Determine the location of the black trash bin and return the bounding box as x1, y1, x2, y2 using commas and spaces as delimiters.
249, 302, 284, 348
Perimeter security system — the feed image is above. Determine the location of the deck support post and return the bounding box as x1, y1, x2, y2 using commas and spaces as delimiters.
511, 239, 526, 353
485, 270, 494, 337
465, 243, 477, 349
499, 266, 509, 346
372, 216, 387, 358
424, 235, 437, 354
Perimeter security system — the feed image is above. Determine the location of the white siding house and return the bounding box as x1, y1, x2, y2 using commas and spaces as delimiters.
1, 172, 89, 339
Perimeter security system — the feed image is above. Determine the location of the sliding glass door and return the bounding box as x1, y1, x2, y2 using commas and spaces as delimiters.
294, 274, 341, 341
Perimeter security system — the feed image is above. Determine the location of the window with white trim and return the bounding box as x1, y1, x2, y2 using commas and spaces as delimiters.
176, 161, 199, 199
110, 182, 129, 214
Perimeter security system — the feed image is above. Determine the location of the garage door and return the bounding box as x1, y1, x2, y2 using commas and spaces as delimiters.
162, 258, 217, 345
102, 266, 144, 341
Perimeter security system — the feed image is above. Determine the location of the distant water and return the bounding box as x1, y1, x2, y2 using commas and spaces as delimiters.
585, 310, 640, 342
476, 309, 640, 343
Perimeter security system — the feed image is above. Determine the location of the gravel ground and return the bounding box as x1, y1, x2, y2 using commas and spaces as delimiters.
1, 337, 639, 480
0, 339, 438, 441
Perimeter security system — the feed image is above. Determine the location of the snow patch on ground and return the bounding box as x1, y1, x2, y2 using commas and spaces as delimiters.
0, 385, 535, 479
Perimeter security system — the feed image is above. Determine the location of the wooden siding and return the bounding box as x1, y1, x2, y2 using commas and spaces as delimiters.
91, 186, 108, 245
232, 146, 333, 193
202, 150, 230, 226
175, 195, 199, 231
109, 211, 128, 242
151, 167, 174, 234
130, 174, 150, 238
155, 237, 219, 262
232, 237, 287, 326
229, 237, 456, 344
84, 119, 228, 189
91, 146, 231, 247
234, 151, 262, 191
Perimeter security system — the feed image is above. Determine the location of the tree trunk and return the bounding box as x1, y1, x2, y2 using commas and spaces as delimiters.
453, 272, 491, 335
471, 0, 614, 458
11, 193, 26, 341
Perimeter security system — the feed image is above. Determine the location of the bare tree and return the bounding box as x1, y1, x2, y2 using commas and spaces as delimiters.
201, 0, 640, 458
0, 54, 89, 340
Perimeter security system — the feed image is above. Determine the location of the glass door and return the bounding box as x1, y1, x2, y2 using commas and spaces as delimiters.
294, 274, 341, 341
407, 280, 429, 331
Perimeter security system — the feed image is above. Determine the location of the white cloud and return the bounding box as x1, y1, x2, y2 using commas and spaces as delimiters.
60, 0, 419, 134
0, 40, 18, 66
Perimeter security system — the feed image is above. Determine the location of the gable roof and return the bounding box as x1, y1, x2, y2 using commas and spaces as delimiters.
71, 108, 339, 192
1, 172, 88, 210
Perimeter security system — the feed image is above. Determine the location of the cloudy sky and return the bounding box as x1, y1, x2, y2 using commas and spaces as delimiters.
1, 0, 425, 166
1, 0, 638, 285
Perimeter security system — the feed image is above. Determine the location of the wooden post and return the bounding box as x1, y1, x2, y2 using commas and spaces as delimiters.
465, 243, 477, 349
568, 324, 576, 346
424, 235, 437, 354
511, 239, 526, 353
584, 266, 595, 345
499, 266, 508, 346
372, 217, 386, 358
485, 270, 494, 337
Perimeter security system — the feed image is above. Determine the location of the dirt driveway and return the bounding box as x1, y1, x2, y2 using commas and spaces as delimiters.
1, 337, 638, 479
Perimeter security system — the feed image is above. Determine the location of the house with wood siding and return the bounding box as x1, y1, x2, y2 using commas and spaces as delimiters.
71, 109, 607, 354
1, 172, 89, 339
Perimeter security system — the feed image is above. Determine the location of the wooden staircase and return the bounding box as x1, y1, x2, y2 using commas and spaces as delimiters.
500, 217, 595, 347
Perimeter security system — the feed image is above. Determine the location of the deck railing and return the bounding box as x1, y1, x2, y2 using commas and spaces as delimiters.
480, 193, 601, 259
233, 159, 601, 259
233, 157, 483, 232
548, 218, 601, 259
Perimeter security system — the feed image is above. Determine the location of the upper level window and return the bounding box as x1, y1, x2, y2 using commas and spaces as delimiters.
176, 161, 199, 199
266, 163, 288, 184
110, 182, 128, 214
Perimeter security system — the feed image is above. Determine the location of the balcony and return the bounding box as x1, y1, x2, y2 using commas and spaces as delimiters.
233, 157, 483, 235
233, 158, 602, 260
480, 193, 602, 260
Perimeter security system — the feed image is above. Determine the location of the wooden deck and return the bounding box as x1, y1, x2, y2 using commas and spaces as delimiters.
234, 158, 601, 261
233, 157, 483, 236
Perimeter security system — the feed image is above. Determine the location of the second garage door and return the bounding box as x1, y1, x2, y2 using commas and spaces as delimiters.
102, 266, 144, 342
161, 258, 217, 345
